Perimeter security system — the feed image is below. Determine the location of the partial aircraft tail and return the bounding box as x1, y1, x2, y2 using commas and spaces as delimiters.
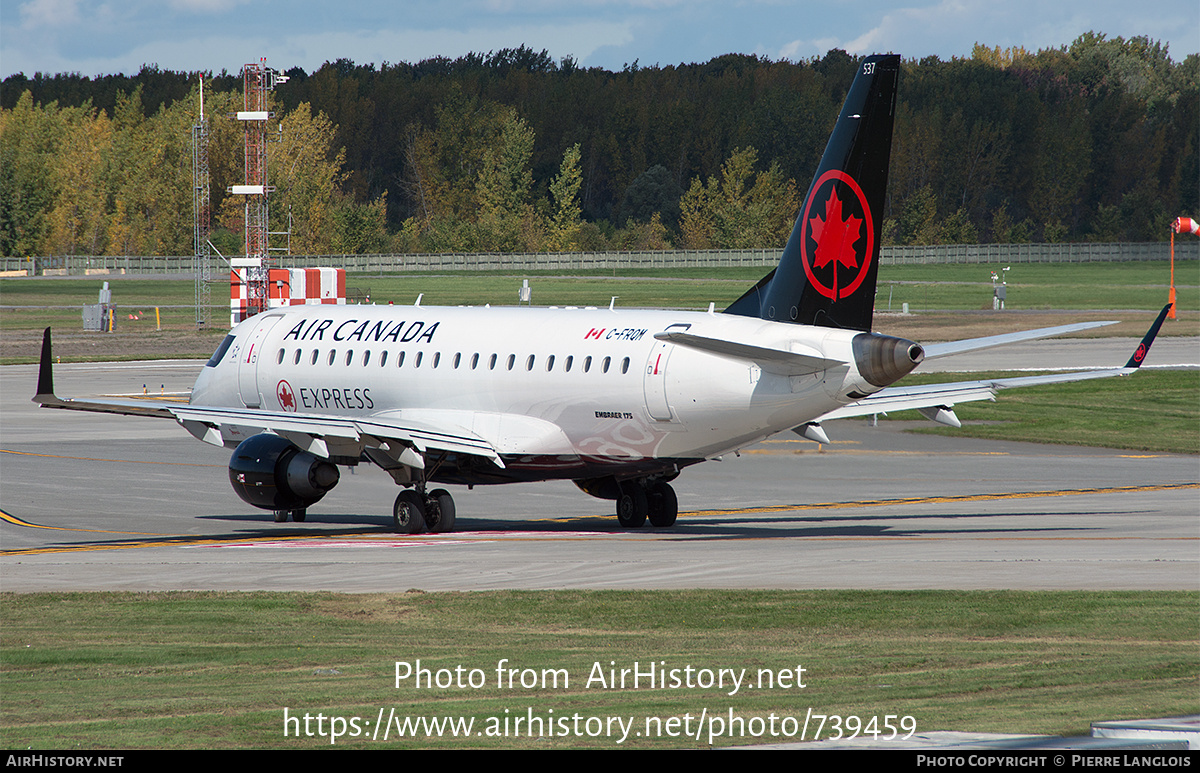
725, 54, 900, 331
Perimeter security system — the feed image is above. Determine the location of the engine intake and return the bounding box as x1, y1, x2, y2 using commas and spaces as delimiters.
228, 434, 340, 511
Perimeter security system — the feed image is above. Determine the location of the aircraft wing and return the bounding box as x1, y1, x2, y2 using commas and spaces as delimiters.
816, 366, 1135, 423
167, 404, 503, 466
31, 328, 505, 467
816, 305, 1171, 425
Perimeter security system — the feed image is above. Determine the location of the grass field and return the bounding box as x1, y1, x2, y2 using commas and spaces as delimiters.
0, 261, 1196, 363
1, 590, 1196, 749
1, 260, 1196, 316
886, 370, 1199, 455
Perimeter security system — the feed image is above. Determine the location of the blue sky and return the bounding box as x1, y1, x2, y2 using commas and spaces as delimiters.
2, 0, 1196, 79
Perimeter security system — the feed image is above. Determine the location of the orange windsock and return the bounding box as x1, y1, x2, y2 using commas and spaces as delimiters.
1173, 217, 1199, 235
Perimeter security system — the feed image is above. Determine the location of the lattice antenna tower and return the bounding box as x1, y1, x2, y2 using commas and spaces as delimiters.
192, 76, 212, 329
230, 58, 287, 320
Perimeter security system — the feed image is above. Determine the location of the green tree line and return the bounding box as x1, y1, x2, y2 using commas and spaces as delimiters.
2, 33, 1195, 258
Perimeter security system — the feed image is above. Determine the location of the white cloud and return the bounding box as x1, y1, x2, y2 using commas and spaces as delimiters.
272, 21, 636, 68
18, 0, 82, 28
779, 37, 842, 61
841, 1, 973, 56
169, 0, 249, 13
3, 19, 638, 77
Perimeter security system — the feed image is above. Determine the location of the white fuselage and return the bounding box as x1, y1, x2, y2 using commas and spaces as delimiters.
192, 304, 878, 481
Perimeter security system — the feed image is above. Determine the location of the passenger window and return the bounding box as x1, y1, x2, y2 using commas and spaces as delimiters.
293, 349, 301, 365
564, 355, 573, 372
397, 351, 405, 368
345, 350, 354, 366
602, 356, 611, 373
362, 351, 371, 366
415, 352, 423, 368
621, 356, 630, 374
583, 355, 592, 373
380, 351, 388, 367
546, 355, 555, 371
471, 353, 479, 369
311, 349, 319, 365
507, 354, 515, 371
433, 352, 441, 368
454, 353, 462, 369
328, 350, 337, 366
276, 348, 285, 364
526, 355, 535, 371
489, 353, 497, 370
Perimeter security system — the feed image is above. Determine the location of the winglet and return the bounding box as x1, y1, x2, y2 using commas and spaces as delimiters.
1123, 304, 1172, 369
34, 327, 57, 403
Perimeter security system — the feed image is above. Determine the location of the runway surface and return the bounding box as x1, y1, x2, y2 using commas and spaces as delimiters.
1, 339, 1196, 592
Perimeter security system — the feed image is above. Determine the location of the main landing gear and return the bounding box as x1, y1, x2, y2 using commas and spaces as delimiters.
393, 485, 457, 534
616, 479, 678, 528
273, 508, 307, 523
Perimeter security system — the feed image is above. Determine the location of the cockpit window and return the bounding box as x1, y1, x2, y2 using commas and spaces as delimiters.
205, 335, 235, 367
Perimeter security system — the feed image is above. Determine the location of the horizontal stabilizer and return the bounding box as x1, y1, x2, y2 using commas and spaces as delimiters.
654, 331, 843, 374
921, 320, 1117, 360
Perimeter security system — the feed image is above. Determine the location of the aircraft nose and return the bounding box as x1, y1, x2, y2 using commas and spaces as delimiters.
852, 333, 924, 388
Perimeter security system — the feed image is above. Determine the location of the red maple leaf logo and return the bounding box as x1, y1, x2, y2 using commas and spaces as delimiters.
810, 189, 862, 272
799, 170, 874, 301
277, 380, 296, 411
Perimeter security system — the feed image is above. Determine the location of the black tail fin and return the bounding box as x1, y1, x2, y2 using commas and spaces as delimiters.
725, 53, 899, 331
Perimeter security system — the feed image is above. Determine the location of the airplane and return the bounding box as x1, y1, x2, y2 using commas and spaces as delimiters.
33, 53, 1171, 534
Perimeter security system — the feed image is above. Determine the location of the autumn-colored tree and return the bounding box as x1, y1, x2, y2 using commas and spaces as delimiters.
2, 35, 1196, 257
331, 193, 388, 254
475, 110, 539, 252
268, 101, 347, 255
44, 104, 110, 255
104, 87, 195, 256
545, 143, 583, 251
0, 92, 64, 256
679, 147, 798, 249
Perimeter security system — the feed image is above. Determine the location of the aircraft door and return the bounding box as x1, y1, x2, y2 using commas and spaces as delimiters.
237, 315, 282, 407
643, 332, 679, 421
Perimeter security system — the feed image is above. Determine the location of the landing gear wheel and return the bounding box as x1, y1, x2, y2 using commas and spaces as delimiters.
291, 509, 307, 523
616, 484, 648, 528
647, 481, 678, 527
273, 510, 288, 523
393, 490, 427, 534
425, 489, 456, 533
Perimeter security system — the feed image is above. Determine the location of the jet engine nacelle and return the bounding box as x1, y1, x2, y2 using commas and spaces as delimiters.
228, 433, 340, 511
852, 333, 924, 388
